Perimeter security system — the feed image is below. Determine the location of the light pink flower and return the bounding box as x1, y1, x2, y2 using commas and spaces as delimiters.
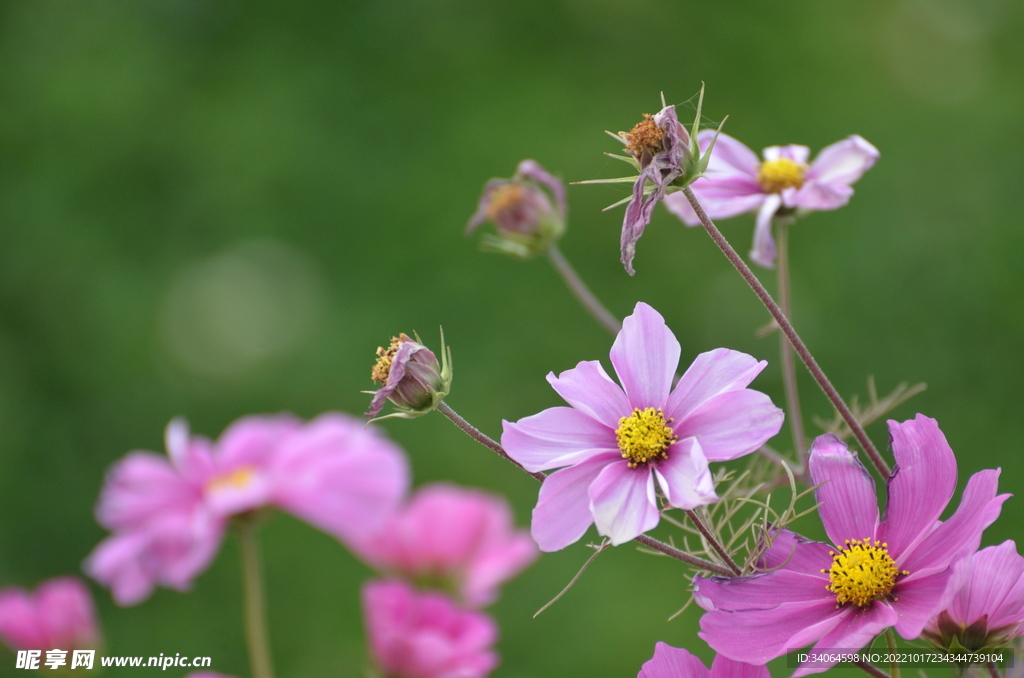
924, 540, 1024, 650
664, 131, 878, 268
694, 415, 1008, 675
355, 483, 538, 608
0, 577, 100, 651
638, 642, 769, 678
363, 579, 498, 678
86, 412, 409, 605
501, 302, 783, 551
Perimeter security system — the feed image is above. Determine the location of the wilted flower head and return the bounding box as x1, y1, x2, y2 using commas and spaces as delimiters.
665, 131, 878, 268
0, 577, 100, 652
86, 413, 409, 605
367, 332, 452, 421
466, 160, 566, 258
363, 579, 499, 678
637, 642, 769, 678
501, 302, 783, 551
354, 483, 538, 608
694, 415, 1008, 675
923, 540, 1024, 651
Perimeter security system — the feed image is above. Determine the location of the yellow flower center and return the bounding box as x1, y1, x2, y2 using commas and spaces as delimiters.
615, 407, 677, 468
207, 466, 256, 493
757, 158, 806, 193
823, 538, 908, 608
622, 114, 665, 160
372, 334, 412, 383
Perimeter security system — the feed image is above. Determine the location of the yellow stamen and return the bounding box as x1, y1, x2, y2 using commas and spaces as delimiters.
372, 334, 412, 384
822, 538, 909, 608
485, 184, 525, 222
622, 114, 664, 160
615, 407, 677, 468
757, 158, 806, 193
207, 466, 256, 493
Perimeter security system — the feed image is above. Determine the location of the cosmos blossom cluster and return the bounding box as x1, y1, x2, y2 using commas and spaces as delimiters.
2, 89, 1021, 678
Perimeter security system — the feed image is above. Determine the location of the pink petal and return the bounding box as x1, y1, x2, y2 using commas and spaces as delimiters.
214, 414, 299, 469
530, 453, 619, 552
546, 361, 631, 429
807, 434, 880, 546
637, 643, 710, 678
83, 532, 157, 607
674, 390, 784, 462
34, 578, 100, 650
711, 654, 771, 678
700, 130, 762, 178
794, 603, 898, 676
891, 568, 955, 639
663, 189, 765, 227
610, 303, 680, 409
899, 468, 1007, 578
788, 181, 853, 211
665, 349, 767, 423
501, 407, 617, 473
805, 135, 879, 186
693, 569, 830, 611
588, 460, 659, 546
879, 415, 958, 560
654, 437, 717, 510
699, 598, 845, 665
757, 529, 836, 573
763, 145, 810, 165
749, 194, 781, 269
952, 541, 1024, 628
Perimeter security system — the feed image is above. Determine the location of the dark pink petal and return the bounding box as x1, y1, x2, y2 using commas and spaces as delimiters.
693, 569, 830, 611
807, 434, 879, 546
750, 194, 781, 269
653, 437, 717, 509
0, 589, 48, 650
710, 654, 771, 678
951, 540, 1024, 628
638, 643, 710, 678
795, 603, 899, 676
674, 390, 784, 462
34, 578, 100, 650
665, 349, 767, 423
805, 135, 879, 187
899, 468, 1007, 578
763, 145, 810, 165
547, 361, 631, 428
788, 181, 853, 211
879, 415, 957, 559
501, 407, 617, 473
891, 568, 954, 639
757, 529, 835, 573
699, 598, 846, 665
610, 303, 680, 409
589, 461, 659, 545
530, 453, 619, 552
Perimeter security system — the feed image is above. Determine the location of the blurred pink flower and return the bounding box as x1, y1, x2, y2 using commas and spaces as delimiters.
924, 540, 1024, 650
0, 577, 99, 651
664, 131, 878, 268
86, 412, 409, 605
638, 642, 768, 678
502, 302, 783, 551
363, 579, 498, 678
694, 415, 1008, 675
355, 483, 537, 607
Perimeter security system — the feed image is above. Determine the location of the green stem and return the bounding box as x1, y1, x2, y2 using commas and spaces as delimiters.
238, 520, 275, 678
547, 244, 621, 336
775, 219, 808, 470
885, 628, 901, 678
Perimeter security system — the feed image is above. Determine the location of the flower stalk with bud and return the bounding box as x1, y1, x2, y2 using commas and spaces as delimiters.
367, 331, 452, 421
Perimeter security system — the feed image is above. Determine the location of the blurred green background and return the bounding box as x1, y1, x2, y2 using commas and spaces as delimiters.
1, 0, 1022, 676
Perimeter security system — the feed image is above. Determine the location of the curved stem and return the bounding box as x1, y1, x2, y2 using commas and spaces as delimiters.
684, 509, 741, 575
885, 628, 901, 678
775, 220, 808, 470
238, 519, 274, 678
547, 245, 621, 336
438, 402, 736, 577
682, 187, 890, 479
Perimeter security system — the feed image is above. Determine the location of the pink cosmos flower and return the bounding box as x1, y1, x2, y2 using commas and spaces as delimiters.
363, 579, 499, 678
354, 483, 538, 608
664, 131, 879, 268
693, 415, 1008, 675
924, 540, 1024, 650
501, 302, 784, 551
86, 412, 409, 605
637, 642, 769, 678
0, 577, 100, 651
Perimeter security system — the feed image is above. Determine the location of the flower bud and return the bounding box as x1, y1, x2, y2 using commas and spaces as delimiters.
366, 332, 452, 421
466, 159, 566, 258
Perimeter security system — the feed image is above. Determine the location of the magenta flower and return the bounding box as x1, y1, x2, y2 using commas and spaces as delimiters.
693, 415, 1008, 675
924, 540, 1024, 650
354, 483, 538, 608
664, 131, 878, 268
363, 579, 499, 678
638, 643, 769, 678
0, 577, 100, 652
86, 412, 409, 605
501, 302, 784, 551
